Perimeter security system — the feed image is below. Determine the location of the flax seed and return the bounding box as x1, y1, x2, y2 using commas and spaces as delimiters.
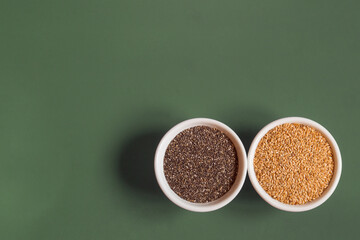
254, 123, 335, 205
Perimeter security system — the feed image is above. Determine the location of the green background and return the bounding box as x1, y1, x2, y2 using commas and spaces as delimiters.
1, 0, 359, 239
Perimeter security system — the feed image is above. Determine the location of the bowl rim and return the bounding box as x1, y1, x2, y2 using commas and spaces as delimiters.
154, 118, 248, 212
247, 116, 342, 212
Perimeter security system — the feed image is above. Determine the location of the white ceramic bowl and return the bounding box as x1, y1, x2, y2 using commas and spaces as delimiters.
154, 118, 247, 212
247, 117, 342, 212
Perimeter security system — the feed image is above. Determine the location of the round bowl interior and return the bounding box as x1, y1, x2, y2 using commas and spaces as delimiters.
154, 118, 247, 212
247, 117, 342, 212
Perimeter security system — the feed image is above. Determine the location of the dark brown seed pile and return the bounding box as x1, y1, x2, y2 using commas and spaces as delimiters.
164, 126, 238, 203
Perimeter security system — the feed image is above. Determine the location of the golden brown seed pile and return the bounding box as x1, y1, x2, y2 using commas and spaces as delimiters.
254, 123, 334, 205
164, 126, 238, 203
